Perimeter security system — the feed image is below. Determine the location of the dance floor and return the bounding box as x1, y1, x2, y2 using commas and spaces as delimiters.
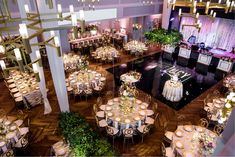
107, 53, 221, 110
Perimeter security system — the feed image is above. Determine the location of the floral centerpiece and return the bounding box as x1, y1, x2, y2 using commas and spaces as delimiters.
119, 83, 137, 98
77, 56, 89, 71
198, 133, 215, 155
218, 91, 235, 124
126, 71, 141, 81
124, 40, 147, 55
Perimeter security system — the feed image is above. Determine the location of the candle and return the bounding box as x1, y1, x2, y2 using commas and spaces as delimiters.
24, 4, 29, 13
0, 60, 6, 69
213, 12, 216, 18
57, 4, 62, 13
179, 8, 182, 16
0, 45, 5, 54
19, 23, 29, 39
35, 50, 41, 59
114, 121, 118, 129
79, 10, 84, 20
14, 48, 22, 61
210, 10, 214, 16
54, 36, 60, 47
196, 12, 199, 18
71, 13, 77, 26
69, 5, 74, 13
32, 63, 38, 73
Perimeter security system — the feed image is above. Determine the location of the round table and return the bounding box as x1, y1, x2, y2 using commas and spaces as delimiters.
162, 80, 183, 102
103, 97, 153, 130
67, 70, 106, 94
91, 46, 119, 62
120, 72, 141, 83
124, 40, 147, 55
172, 125, 218, 157
204, 98, 225, 122
223, 74, 235, 91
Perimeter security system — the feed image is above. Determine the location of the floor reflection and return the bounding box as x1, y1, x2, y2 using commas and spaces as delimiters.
107, 53, 221, 110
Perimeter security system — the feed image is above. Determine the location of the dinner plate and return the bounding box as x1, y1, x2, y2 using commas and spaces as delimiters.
0, 141, 6, 147
175, 140, 184, 149
115, 117, 121, 122
139, 111, 146, 116
134, 117, 140, 121
107, 101, 113, 106
107, 112, 113, 117
113, 98, 119, 102
209, 132, 217, 138
125, 119, 131, 124
196, 126, 204, 133
4, 120, 11, 126
10, 125, 17, 131
183, 125, 193, 132
183, 151, 194, 157
175, 130, 183, 137
106, 106, 112, 111
140, 105, 146, 109
56, 146, 66, 156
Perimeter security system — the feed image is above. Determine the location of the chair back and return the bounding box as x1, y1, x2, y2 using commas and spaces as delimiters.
123, 128, 133, 137
106, 126, 115, 136
145, 94, 152, 104
143, 125, 150, 134
154, 113, 159, 122
213, 125, 224, 135
163, 121, 168, 131
97, 97, 103, 105
105, 91, 113, 99
93, 104, 98, 114
198, 118, 209, 128
161, 142, 166, 157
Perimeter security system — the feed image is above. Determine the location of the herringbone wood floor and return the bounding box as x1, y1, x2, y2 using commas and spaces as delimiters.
0, 47, 223, 156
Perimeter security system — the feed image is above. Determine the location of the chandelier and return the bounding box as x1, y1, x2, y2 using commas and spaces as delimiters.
77, 0, 100, 10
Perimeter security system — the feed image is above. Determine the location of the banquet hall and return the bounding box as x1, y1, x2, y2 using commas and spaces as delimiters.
0, 0, 234, 156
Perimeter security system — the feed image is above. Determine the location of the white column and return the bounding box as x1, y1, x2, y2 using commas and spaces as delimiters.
36, 0, 70, 112
17, 0, 52, 114
162, 0, 172, 29
213, 108, 235, 156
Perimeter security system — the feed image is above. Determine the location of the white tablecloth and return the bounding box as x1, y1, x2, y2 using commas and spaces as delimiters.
162, 80, 183, 102
172, 125, 218, 157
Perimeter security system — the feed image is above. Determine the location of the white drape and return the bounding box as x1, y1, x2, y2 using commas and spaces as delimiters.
179, 16, 235, 51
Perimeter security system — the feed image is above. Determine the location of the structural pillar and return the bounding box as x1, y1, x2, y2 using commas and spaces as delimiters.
162, 0, 172, 30
17, 0, 52, 114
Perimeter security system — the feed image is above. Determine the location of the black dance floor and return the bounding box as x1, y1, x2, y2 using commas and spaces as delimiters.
107, 53, 222, 110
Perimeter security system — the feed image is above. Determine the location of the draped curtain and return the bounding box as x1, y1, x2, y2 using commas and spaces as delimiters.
179, 16, 235, 51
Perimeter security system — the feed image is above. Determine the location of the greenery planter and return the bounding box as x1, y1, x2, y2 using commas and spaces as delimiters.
144, 28, 183, 46
59, 112, 117, 157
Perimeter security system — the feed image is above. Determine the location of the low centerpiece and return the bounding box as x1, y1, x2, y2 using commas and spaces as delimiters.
198, 133, 216, 156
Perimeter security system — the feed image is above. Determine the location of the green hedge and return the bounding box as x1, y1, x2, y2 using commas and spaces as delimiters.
59, 112, 116, 156
144, 28, 183, 46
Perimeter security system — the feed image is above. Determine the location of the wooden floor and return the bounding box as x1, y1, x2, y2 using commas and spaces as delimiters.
0, 47, 224, 156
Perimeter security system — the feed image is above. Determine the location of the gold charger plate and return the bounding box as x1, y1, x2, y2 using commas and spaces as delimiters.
183, 151, 194, 157
175, 140, 184, 149
183, 125, 193, 132
175, 130, 183, 137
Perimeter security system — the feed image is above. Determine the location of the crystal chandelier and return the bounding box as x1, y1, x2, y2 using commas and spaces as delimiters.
78, 0, 100, 10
